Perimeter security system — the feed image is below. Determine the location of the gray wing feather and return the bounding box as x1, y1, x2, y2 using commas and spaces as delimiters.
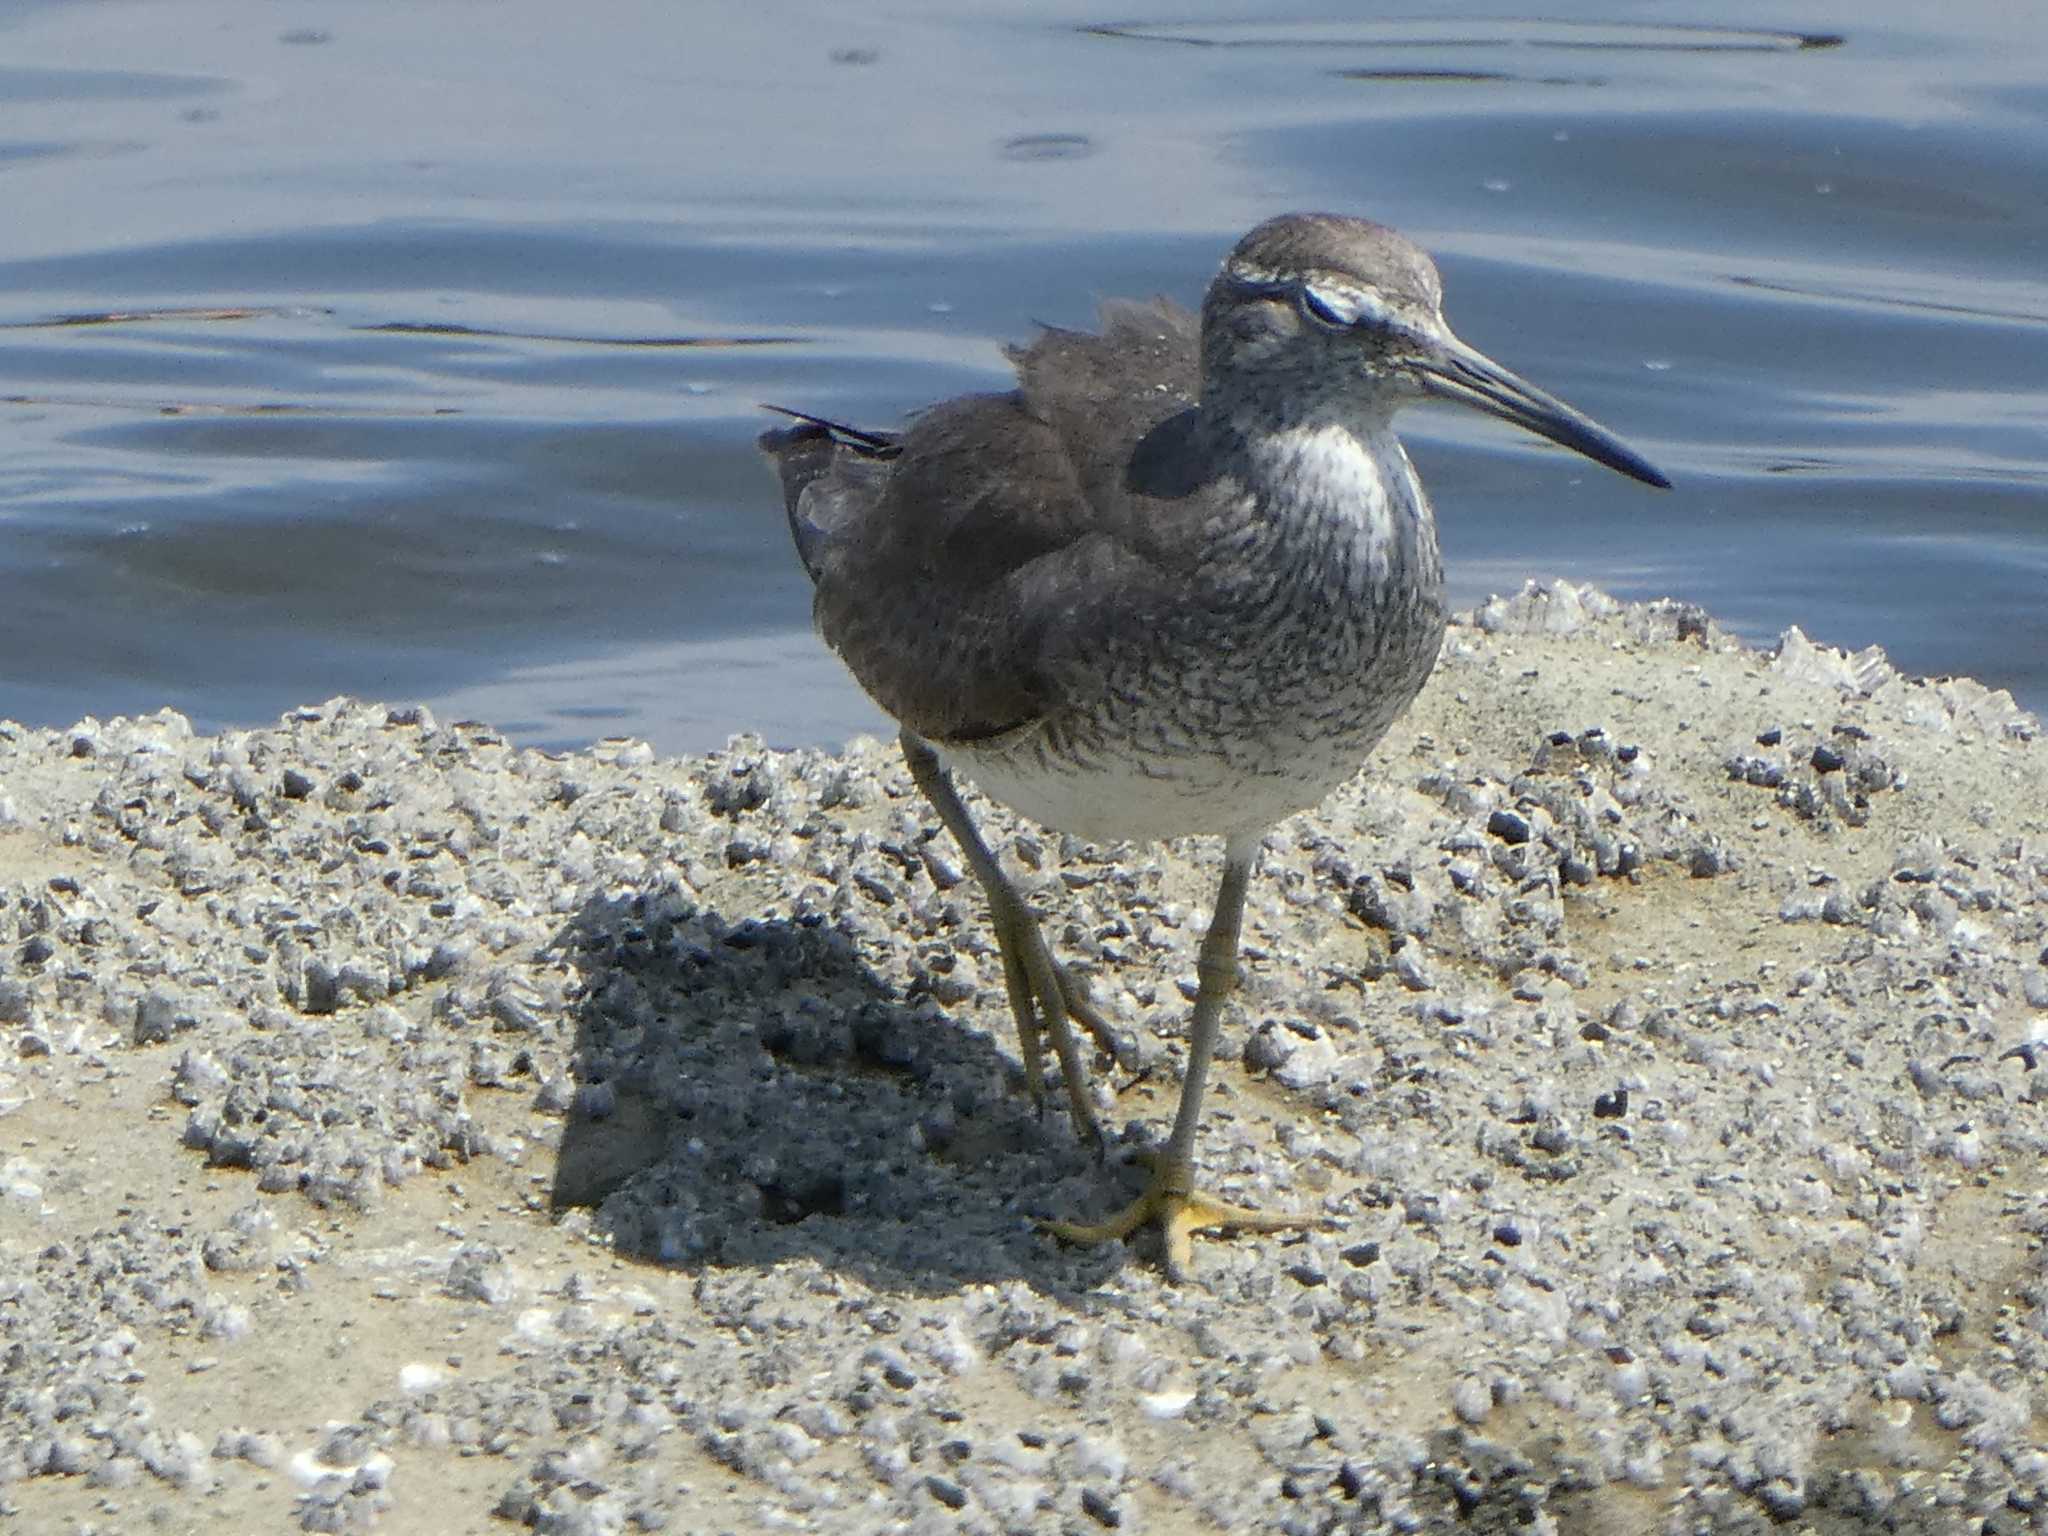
759, 300, 1211, 744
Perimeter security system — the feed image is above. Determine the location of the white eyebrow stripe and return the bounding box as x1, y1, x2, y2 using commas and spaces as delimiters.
1221, 263, 1407, 333
1301, 282, 1393, 329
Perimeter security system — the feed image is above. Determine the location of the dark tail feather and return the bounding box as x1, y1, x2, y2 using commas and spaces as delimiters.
757, 404, 898, 455
756, 407, 898, 584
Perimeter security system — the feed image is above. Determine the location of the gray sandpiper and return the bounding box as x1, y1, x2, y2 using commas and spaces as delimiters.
761, 211, 1668, 1278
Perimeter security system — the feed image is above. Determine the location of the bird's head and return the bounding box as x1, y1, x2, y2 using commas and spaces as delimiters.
1201, 212, 1668, 488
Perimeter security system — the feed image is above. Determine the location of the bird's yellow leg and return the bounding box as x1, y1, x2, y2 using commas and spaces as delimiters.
1040, 834, 1311, 1278
988, 933, 1052, 1115
901, 731, 1131, 1149
991, 889, 1105, 1147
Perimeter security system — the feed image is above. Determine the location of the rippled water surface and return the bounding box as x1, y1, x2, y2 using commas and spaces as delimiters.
1, 0, 2042, 750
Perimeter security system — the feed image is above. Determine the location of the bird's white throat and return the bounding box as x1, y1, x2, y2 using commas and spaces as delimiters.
1242, 418, 1431, 600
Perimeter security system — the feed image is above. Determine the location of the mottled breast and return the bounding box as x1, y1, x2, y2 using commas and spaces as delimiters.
950, 419, 1447, 843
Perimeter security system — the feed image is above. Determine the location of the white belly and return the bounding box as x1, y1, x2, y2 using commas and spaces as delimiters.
947, 734, 1359, 844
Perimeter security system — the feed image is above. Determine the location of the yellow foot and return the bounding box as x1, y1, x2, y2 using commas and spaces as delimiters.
1041, 1154, 1311, 1281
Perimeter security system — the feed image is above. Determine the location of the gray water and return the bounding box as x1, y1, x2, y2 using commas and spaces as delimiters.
2, 0, 2043, 752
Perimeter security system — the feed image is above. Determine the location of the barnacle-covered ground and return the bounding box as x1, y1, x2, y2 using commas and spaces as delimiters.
1, 583, 2043, 1534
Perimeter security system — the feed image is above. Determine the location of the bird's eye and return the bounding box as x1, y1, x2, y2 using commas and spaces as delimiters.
1298, 285, 1360, 330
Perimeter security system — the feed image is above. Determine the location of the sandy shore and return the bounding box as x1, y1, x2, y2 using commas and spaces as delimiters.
1, 582, 2043, 1535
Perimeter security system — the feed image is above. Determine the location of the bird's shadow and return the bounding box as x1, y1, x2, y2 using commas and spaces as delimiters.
544, 885, 1134, 1296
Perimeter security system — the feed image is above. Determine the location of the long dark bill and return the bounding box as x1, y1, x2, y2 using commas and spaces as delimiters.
1416, 337, 1671, 489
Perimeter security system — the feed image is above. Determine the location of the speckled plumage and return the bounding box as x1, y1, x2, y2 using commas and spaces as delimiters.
766, 239, 1457, 841
760, 212, 1666, 1275
949, 403, 1446, 843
